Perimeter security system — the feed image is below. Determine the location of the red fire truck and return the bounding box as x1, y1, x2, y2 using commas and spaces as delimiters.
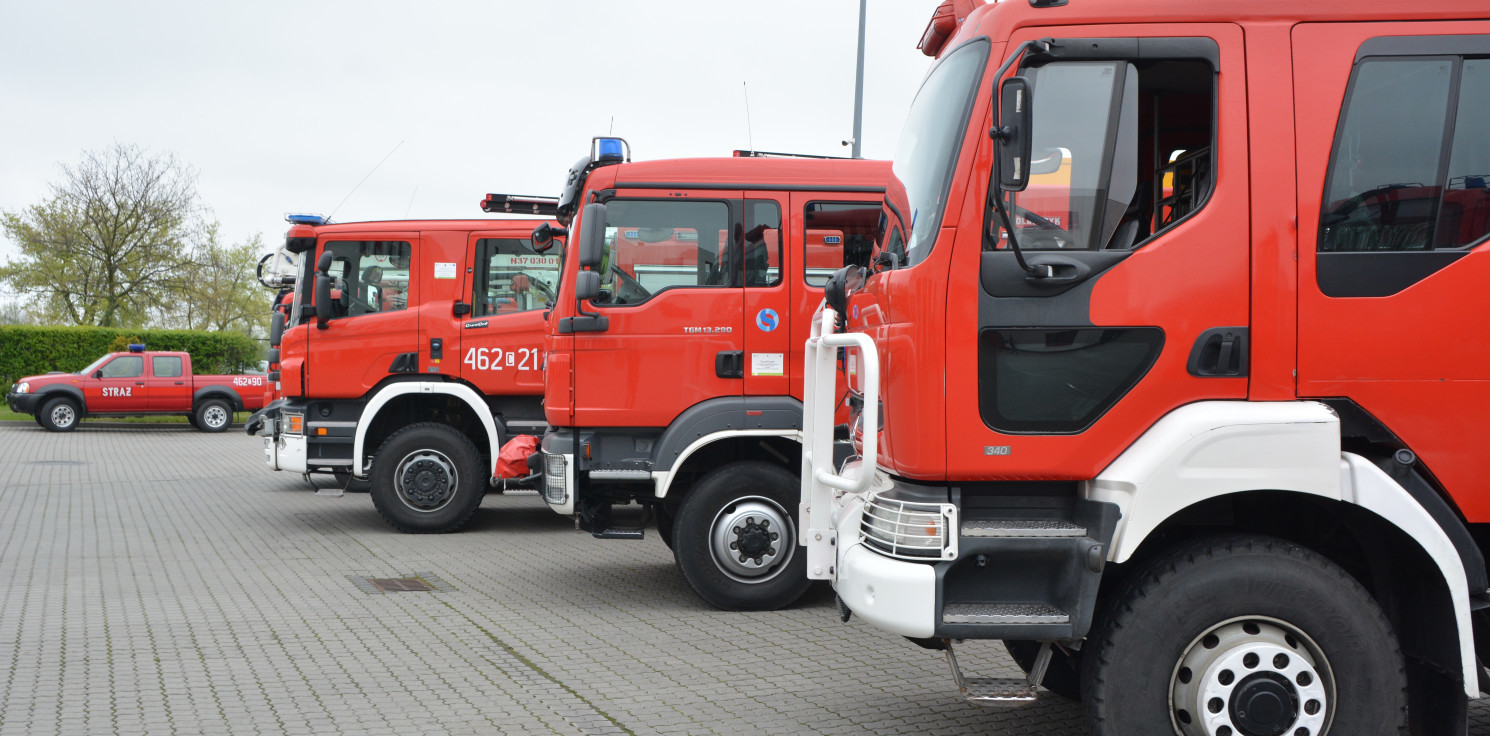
801, 1, 1490, 734
538, 140, 889, 610
7, 345, 267, 431
251, 210, 561, 531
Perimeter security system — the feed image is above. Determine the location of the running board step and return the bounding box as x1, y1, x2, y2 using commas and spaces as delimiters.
958, 677, 1039, 705
943, 602, 1069, 625
588, 469, 652, 481
960, 518, 1085, 538
592, 527, 645, 540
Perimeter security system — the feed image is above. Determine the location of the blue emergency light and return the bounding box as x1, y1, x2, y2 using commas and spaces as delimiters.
127, 344, 146, 353
596, 138, 625, 162
285, 213, 327, 226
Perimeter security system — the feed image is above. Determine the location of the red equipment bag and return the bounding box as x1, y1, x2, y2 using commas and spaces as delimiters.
496, 434, 540, 478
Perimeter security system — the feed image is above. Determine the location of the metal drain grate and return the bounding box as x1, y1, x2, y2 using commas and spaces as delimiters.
348, 572, 453, 594
368, 577, 434, 592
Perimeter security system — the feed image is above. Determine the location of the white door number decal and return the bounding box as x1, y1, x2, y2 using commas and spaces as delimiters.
463, 347, 543, 371
102, 387, 132, 397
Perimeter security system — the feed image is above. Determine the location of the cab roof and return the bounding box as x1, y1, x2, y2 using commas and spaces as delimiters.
597, 157, 891, 191
298, 218, 553, 234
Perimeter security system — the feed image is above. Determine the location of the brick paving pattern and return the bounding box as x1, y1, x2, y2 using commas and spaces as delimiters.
0, 423, 1485, 735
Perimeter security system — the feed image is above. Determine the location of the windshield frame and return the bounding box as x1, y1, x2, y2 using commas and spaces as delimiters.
79, 354, 113, 376
885, 37, 992, 268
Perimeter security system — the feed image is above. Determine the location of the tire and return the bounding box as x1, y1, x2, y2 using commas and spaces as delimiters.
369, 423, 485, 533
186, 413, 199, 429
656, 503, 677, 551
39, 397, 80, 432
672, 461, 810, 611
194, 399, 232, 433
1005, 640, 1082, 701
1082, 534, 1407, 736
332, 471, 372, 493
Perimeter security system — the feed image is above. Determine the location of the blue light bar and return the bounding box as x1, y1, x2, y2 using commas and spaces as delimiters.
595, 138, 626, 162
285, 213, 327, 226
127, 344, 146, 353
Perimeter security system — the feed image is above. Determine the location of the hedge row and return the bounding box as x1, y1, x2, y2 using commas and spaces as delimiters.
0, 325, 263, 393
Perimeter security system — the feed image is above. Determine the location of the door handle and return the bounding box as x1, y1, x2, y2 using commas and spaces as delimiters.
135, 381, 145, 386
715, 351, 744, 379
174, 381, 184, 385
1187, 327, 1249, 377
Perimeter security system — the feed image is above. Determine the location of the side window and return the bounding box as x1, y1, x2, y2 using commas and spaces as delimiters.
595, 200, 732, 306
322, 241, 412, 317
743, 201, 782, 288
804, 202, 881, 286
474, 239, 561, 315
102, 356, 143, 379
1318, 53, 1490, 296
152, 356, 182, 378
994, 57, 1216, 252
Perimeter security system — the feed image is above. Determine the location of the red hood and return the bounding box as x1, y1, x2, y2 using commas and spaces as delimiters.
15, 372, 82, 388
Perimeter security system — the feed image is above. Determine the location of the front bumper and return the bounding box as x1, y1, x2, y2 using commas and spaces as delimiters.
6, 390, 39, 415
832, 496, 938, 638
264, 433, 307, 473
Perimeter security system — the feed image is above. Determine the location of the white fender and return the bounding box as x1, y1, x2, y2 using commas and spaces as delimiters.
1088, 400, 1476, 697
353, 382, 500, 477
652, 429, 798, 499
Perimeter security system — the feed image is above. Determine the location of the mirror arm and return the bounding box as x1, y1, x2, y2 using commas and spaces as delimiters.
990, 191, 1051, 279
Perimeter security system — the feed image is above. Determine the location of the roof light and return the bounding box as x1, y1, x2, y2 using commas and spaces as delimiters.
481, 193, 559, 216
595, 137, 626, 162
285, 213, 327, 226
127, 344, 146, 353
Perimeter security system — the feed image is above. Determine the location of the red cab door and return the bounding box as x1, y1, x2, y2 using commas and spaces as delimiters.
88, 354, 148, 412
144, 354, 191, 411
453, 231, 562, 407
305, 232, 420, 398
572, 194, 743, 427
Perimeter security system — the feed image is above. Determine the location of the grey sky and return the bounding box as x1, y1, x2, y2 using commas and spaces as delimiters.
0, 1, 939, 275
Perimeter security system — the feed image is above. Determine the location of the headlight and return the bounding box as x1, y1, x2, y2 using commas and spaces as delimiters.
860, 493, 956, 560
543, 453, 568, 505
283, 412, 304, 435
14, 382, 29, 394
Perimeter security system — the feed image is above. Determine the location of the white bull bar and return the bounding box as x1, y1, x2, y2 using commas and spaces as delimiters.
800, 303, 880, 581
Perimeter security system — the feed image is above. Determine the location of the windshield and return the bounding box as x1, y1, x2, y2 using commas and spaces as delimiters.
80, 354, 113, 375
1004, 61, 1137, 251
887, 38, 990, 266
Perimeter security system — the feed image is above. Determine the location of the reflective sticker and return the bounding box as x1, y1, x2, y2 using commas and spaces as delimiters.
755, 308, 779, 332
751, 353, 784, 377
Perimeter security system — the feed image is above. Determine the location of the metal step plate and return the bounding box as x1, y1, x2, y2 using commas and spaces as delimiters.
942, 602, 1069, 625
960, 677, 1039, 706
960, 518, 1085, 538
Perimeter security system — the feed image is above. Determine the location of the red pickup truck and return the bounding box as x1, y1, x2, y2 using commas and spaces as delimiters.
5, 346, 268, 432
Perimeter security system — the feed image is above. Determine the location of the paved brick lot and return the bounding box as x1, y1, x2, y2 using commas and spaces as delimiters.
0, 423, 1487, 735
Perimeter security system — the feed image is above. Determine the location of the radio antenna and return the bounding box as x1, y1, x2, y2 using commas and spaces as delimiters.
743, 82, 755, 151
609, 116, 615, 135
404, 184, 419, 219
328, 140, 404, 221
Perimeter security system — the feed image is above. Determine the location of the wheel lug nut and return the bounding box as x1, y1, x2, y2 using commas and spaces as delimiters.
770, 533, 778, 540
733, 526, 742, 534
730, 541, 738, 549
767, 547, 776, 556
760, 520, 770, 528
739, 554, 748, 562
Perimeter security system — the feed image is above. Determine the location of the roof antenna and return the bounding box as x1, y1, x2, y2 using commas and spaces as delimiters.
608, 116, 615, 135
404, 184, 419, 219
327, 140, 404, 222
743, 81, 755, 151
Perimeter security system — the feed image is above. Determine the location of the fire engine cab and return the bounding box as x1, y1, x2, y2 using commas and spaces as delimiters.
802, 1, 1490, 734
253, 209, 561, 533
539, 138, 889, 610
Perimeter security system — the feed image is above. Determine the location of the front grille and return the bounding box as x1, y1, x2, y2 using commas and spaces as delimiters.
860, 493, 955, 560
542, 453, 568, 505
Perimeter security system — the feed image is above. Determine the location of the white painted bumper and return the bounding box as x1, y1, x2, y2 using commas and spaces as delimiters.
266, 434, 307, 473
833, 499, 938, 638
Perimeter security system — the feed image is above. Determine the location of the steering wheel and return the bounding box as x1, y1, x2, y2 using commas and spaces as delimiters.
605, 264, 651, 305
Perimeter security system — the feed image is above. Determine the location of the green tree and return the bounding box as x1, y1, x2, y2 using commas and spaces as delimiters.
166, 229, 272, 336
0, 143, 204, 327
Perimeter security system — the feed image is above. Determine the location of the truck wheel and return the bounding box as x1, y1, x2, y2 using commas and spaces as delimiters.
195, 399, 232, 433
672, 461, 809, 611
186, 413, 199, 429
1005, 640, 1082, 701
370, 423, 484, 533
1082, 535, 1407, 736
40, 397, 80, 432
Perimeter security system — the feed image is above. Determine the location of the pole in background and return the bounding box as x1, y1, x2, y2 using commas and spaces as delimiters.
851, 0, 867, 159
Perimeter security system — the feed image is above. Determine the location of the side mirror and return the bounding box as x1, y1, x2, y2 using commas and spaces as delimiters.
577, 203, 607, 268
996, 76, 1034, 192
531, 223, 567, 253
575, 270, 602, 302
823, 266, 851, 317
315, 272, 333, 329
268, 312, 285, 346
316, 250, 334, 275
